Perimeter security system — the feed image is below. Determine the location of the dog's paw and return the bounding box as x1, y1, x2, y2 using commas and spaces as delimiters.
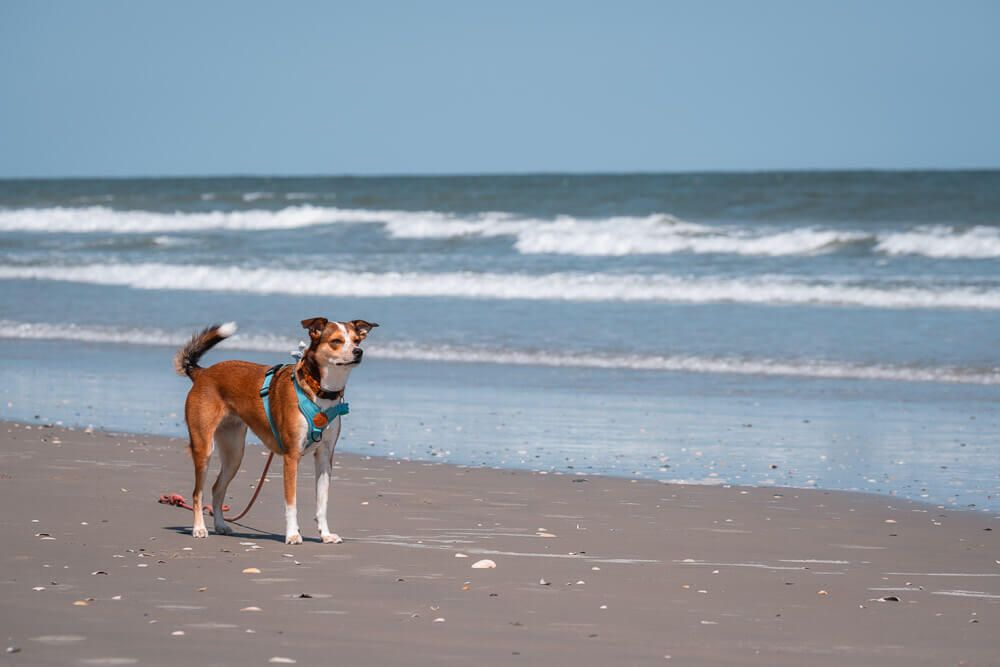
285, 532, 303, 545
321, 533, 343, 544
214, 524, 233, 536
192, 526, 209, 538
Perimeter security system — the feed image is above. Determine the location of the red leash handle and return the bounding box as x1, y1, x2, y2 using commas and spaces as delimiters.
158, 452, 274, 522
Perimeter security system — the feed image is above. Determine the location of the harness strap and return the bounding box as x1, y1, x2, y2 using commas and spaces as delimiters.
260, 363, 349, 454
293, 372, 349, 445
259, 364, 286, 453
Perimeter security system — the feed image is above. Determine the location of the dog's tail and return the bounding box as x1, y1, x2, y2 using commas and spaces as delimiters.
174, 322, 238, 379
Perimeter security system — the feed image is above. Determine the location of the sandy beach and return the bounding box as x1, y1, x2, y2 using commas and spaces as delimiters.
1, 420, 997, 666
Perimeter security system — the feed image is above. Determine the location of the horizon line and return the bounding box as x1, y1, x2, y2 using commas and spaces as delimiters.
2, 166, 1000, 182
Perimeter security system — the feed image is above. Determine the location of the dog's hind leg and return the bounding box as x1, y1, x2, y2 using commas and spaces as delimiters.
211, 418, 247, 536
186, 397, 223, 538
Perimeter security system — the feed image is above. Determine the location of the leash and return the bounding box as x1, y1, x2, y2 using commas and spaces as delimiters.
158, 451, 275, 522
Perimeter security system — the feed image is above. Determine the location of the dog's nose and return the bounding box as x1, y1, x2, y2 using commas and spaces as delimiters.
353, 348, 364, 359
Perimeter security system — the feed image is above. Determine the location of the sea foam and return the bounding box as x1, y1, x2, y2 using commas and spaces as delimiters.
1, 319, 996, 385
3, 205, 999, 259
0, 262, 997, 309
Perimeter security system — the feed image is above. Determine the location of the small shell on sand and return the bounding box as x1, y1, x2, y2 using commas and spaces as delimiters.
268, 658, 296, 664
433, 617, 446, 623
471, 559, 496, 569
242, 567, 261, 574
454, 553, 469, 558
73, 600, 89, 606
241, 606, 262, 612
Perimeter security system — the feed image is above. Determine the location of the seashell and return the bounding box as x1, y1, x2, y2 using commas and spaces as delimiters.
242, 567, 261, 574
471, 559, 496, 569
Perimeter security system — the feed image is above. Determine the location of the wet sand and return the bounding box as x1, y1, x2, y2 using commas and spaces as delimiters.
1, 421, 997, 666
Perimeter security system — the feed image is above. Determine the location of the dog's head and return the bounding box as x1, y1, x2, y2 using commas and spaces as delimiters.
300, 317, 378, 371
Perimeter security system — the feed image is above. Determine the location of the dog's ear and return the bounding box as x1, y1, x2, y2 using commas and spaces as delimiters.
351, 320, 379, 339
301, 317, 329, 340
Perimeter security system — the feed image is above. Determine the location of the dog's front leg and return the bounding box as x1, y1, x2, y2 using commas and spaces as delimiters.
315, 421, 343, 543
282, 453, 302, 544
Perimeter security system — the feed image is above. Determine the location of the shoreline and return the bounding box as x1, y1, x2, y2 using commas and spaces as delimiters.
5, 418, 997, 520
1, 420, 998, 665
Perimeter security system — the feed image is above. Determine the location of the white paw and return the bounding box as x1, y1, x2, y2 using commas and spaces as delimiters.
214, 524, 233, 536
321, 533, 343, 544
285, 532, 303, 545
192, 526, 208, 538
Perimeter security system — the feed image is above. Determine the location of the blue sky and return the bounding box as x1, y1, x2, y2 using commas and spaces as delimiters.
1, 1, 998, 177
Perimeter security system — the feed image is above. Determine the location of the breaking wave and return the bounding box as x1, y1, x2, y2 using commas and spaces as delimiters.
1, 319, 996, 385
0, 261, 998, 309
2, 206, 999, 259
875, 225, 1000, 259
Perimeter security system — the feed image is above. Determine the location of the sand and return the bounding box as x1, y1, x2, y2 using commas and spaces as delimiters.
0, 420, 997, 666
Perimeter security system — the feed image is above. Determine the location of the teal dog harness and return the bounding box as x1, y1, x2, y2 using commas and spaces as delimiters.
259, 364, 349, 453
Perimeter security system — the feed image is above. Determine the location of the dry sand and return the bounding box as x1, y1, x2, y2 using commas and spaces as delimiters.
1, 421, 997, 666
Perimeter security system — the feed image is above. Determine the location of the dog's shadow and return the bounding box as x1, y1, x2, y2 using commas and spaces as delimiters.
163, 524, 332, 544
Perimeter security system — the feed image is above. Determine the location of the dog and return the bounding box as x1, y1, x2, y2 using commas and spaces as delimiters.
174, 317, 377, 544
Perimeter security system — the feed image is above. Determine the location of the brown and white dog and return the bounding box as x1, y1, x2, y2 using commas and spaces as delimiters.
174, 318, 377, 544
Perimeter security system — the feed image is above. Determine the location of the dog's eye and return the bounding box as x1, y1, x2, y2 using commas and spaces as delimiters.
329, 338, 344, 346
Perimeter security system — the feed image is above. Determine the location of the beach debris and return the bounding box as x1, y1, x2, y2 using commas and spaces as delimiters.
242, 567, 261, 574
170, 631, 185, 636
817, 590, 829, 596
32, 586, 45, 591
599, 604, 608, 610
462, 582, 471, 591
454, 553, 469, 558
539, 578, 550, 586
73, 600, 90, 606
6, 647, 21, 654
433, 617, 446, 623
296, 593, 313, 599
112, 595, 122, 600
241, 607, 262, 612
873, 596, 900, 602
268, 658, 297, 664
884, 519, 897, 524
592, 566, 600, 571
471, 559, 496, 569
91, 571, 108, 576
536, 532, 556, 538
576, 580, 585, 585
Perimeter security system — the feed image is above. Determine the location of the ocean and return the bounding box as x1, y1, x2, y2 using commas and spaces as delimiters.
1, 172, 998, 511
